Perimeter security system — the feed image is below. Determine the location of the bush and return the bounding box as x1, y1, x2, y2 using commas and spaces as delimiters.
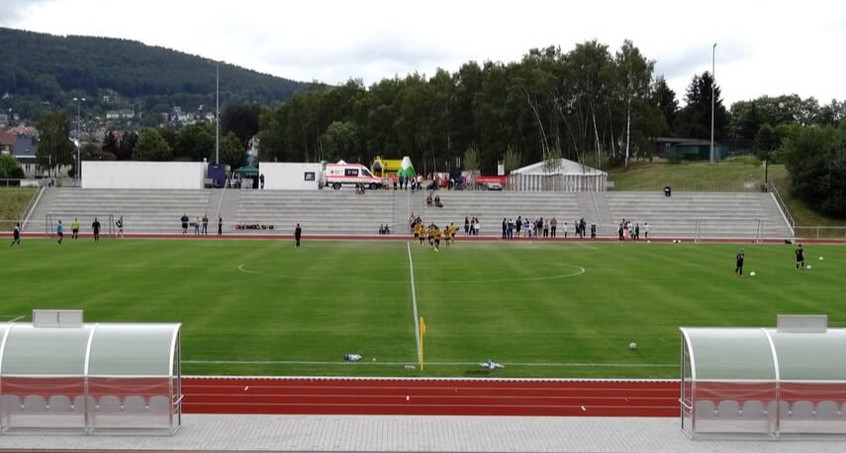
665, 150, 683, 164
726, 154, 761, 167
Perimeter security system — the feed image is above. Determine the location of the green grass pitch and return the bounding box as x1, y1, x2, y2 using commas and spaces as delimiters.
4, 238, 844, 378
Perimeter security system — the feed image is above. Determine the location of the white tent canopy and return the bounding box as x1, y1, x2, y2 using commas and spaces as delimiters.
507, 158, 607, 192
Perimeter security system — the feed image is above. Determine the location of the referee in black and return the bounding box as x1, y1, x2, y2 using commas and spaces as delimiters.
795, 244, 806, 270
734, 248, 745, 276
294, 223, 302, 248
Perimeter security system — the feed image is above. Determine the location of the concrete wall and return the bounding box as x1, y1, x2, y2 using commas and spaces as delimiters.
82, 161, 206, 189
259, 163, 323, 190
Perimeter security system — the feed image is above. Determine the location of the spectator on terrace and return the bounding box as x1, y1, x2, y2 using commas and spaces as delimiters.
434, 195, 442, 208
427, 193, 433, 206
664, 184, 672, 197
259, 173, 265, 190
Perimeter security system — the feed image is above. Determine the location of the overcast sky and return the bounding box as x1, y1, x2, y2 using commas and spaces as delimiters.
2, 0, 844, 106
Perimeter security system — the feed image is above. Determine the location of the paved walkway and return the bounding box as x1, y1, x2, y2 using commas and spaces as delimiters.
1, 414, 844, 453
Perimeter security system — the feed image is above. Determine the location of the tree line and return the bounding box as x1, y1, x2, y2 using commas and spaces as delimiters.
0, 27, 311, 120
34, 105, 257, 175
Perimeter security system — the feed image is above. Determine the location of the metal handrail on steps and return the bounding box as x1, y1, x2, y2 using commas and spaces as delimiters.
21, 186, 46, 231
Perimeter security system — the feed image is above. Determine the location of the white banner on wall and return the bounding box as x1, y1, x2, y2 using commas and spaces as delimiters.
82, 161, 206, 189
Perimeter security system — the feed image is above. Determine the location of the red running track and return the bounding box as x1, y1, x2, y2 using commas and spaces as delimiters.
182, 377, 679, 417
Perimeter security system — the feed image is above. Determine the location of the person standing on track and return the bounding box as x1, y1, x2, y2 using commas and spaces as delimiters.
294, 223, 302, 248
218, 217, 223, 236
202, 214, 209, 235
795, 244, 806, 270
10, 223, 21, 247
181, 213, 189, 235
734, 248, 745, 276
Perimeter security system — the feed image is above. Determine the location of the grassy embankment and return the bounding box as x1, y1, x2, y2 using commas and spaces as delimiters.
607, 159, 846, 231
0, 187, 37, 230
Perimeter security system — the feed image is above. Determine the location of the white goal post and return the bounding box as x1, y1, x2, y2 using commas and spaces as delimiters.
45, 213, 115, 238
694, 218, 764, 243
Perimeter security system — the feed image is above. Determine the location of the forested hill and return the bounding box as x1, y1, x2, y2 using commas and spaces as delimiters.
0, 27, 311, 114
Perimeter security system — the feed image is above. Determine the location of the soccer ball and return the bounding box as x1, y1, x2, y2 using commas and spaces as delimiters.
819, 256, 824, 261
750, 271, 756, 277
628, 342, 638, 350
807, 265, 812, 270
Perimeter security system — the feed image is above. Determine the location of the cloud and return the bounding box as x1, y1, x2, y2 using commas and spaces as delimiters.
4, 0, 846, 105
0, 0, 56, 25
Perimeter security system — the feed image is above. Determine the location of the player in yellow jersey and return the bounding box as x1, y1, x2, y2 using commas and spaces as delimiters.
416, 223, 426, 245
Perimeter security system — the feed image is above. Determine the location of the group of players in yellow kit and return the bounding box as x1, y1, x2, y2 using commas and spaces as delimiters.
412, 219, 458, 252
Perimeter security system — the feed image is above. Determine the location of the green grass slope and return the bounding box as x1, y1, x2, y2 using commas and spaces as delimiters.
0, 187, 36, 230
5, 239, 844, 378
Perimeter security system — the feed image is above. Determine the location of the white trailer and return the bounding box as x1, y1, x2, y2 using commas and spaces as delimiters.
258, 162, 323, 190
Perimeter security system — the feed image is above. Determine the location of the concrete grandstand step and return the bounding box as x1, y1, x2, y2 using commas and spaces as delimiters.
24, 188, 795, 239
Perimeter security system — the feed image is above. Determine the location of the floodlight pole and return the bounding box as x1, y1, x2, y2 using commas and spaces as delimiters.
215, 63, 220, 165
710, 43, 716, 163
73, 97, 85, 182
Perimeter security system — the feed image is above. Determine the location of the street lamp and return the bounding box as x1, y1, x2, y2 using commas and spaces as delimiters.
710, 43, 717, 163
73, 97, 86, 182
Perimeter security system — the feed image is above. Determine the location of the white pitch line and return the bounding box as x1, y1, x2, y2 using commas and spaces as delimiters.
184, 359, 675, 368
407, 241, 422, 365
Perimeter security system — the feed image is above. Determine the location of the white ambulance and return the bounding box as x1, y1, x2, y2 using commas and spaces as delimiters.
322, 161, 383, 190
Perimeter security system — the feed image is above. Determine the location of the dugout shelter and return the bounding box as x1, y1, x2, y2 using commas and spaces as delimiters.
681, 315, 846, 439
0, 310, 182, 435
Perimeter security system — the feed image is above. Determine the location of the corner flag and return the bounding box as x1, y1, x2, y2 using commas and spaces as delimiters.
419, 316, 426, 371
